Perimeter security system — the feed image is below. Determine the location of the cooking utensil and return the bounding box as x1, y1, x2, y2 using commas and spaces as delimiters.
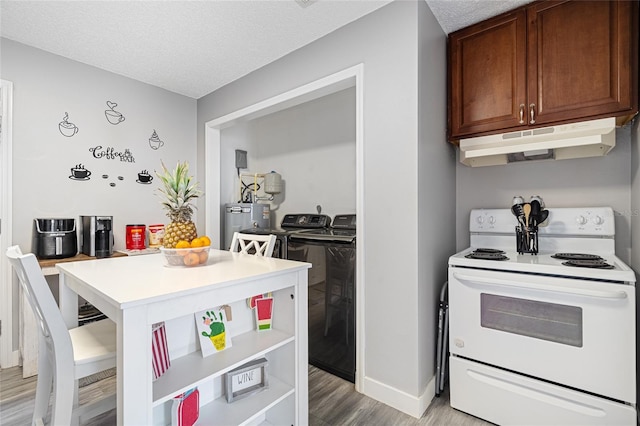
530, 195, 545, 208
530, 200, 541, 227
523, 203, 531, 227
511, 204, 524, 218
538, 209, 549, 225
511, 204, 526, 230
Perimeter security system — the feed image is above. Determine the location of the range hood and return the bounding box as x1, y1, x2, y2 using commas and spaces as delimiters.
459, 117, 616, 167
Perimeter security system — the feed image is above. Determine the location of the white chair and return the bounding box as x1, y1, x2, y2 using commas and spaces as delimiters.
6, 245, 116, 426
229, 232, 277, 257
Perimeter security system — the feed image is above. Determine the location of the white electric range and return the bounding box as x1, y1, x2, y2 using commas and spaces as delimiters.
448, 206, 637, 425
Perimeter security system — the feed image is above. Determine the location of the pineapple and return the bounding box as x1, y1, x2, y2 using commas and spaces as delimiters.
156, 161, 202, 248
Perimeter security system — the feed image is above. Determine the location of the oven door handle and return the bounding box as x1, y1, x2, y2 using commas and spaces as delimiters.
452, 273, 628, 300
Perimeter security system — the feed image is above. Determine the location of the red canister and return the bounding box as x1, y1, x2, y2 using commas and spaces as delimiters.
126, 224, 146, 250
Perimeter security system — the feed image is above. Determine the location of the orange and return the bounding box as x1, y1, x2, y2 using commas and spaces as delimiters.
190, 237, 204, 248
198, 251, 208, 264
183, 252, 200, 266
199, 235, 211, 246
175, 240, 190, 249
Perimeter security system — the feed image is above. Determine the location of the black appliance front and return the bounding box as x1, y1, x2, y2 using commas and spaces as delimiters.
240, 213, 332, 259
32, 218, 78, 259
288, 227, 356, 383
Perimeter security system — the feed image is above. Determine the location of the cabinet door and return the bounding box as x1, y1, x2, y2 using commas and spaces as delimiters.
449, 10, 527, 140
527, 0, 638, 125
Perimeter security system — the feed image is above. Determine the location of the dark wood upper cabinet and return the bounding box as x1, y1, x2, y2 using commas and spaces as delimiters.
448, 10, 527, 138
448, 0, 638, 143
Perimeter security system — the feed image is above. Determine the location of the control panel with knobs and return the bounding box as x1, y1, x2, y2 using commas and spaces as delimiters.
576, 214, 605, 226
473, 212, 498, 230
470, 207, 614, 236
475, 215, 496, 224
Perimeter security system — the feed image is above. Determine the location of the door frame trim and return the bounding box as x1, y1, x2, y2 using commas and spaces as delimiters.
1, 79, 18, 368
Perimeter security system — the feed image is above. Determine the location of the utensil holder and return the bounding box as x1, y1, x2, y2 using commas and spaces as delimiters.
516, 225, 538, 254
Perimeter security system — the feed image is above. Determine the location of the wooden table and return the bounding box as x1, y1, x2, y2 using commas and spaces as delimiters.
57, 250, 310, 425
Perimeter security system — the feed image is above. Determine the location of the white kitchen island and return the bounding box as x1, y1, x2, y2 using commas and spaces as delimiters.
57, 250, 310, 425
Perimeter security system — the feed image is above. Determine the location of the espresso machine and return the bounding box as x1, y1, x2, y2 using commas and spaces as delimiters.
79, 215, 114, 258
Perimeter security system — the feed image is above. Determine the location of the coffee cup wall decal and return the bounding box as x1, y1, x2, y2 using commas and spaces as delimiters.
59, 112, 79, 137
137, 169, 153, 184
148, 130, 164, 150
69, 164, 91, 181
105, 101, 125, 125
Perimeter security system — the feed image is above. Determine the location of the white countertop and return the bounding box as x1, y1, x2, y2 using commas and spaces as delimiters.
56, 250, 310, 309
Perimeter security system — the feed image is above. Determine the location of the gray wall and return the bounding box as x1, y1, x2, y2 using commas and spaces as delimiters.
2, 38, 196, 351
2, 39, 197, 252
197, 0, 454, 413
417, 0, 456, 399
455, 130, 634, 264
219, 87, 356, 230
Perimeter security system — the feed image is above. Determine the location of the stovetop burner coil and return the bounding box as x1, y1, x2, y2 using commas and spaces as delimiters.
465, 250, 509, 261
552, 253, 604, 261
473, 248, 505, 254
562, 259, 614, 269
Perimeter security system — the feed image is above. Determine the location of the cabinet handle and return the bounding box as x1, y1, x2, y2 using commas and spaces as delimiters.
519, 104, 525, 124
529, 103, 536, 124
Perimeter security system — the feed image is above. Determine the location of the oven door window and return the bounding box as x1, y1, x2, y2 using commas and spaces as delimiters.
480, 294, 583, 347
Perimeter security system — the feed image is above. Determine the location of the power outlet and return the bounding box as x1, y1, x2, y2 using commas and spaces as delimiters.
235, 150, 247, 169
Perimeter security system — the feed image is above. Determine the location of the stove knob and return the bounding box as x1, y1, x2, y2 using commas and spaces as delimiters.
576, 215, 587, 225
592, 215, 604, 225
476, 216, 484, 224
488, 216, 496, 225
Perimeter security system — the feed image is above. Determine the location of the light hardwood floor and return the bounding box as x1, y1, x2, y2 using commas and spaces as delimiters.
0, 365, 491, 425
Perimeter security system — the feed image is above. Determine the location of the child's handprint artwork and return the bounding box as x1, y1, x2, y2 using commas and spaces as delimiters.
195, 308, 232, 357
202, 310, 226, 350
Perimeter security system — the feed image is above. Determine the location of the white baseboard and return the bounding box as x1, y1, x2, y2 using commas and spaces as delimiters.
361, 374, 436, 418
4, 349, 21, 368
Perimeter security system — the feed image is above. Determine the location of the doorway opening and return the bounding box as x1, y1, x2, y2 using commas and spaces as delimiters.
204, 64, 365, 390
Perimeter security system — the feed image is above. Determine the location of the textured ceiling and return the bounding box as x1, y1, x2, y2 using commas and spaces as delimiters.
428, 0, 533, 33
1, 0, 533, 99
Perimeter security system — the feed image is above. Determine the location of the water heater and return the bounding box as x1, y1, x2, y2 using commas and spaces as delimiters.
224, 203, 271, 249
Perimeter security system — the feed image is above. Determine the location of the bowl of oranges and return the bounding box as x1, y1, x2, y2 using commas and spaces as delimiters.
160, 236, 212, 267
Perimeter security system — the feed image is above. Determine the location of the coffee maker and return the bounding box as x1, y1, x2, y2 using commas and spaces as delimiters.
80, 216, 114, 258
